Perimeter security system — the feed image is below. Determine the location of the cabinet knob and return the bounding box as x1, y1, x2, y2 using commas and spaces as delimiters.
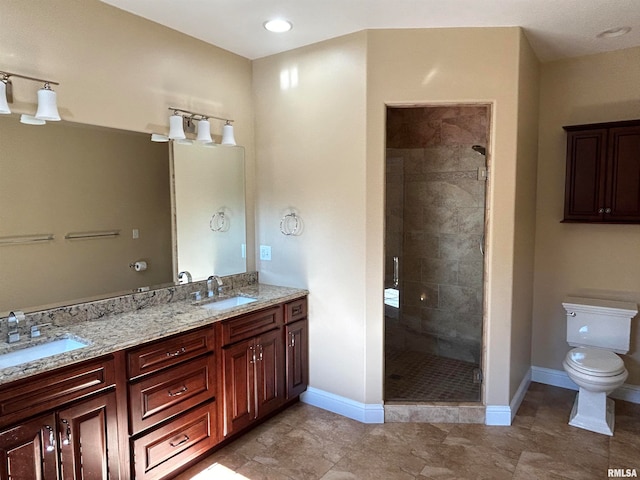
605, 208, 612, 214
598, 208, 605, 213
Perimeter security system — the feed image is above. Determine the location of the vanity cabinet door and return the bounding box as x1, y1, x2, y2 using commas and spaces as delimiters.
285, 318, 308, 399
0, 413, 59, 480
221, 328, 285, 437
254, 328, 285, 419
58, 391, 120, 480
222, 339, 255, 436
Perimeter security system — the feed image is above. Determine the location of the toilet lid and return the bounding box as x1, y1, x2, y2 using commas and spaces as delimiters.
565, 348, 626, 376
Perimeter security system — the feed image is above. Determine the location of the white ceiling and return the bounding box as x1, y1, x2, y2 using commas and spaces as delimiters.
101, 0, 640, 62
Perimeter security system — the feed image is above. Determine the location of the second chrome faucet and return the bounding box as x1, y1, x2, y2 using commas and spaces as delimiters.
207, 275, 223, 298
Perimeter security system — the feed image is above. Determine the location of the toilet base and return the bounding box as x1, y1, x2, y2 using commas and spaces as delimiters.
568, 389, 615, 436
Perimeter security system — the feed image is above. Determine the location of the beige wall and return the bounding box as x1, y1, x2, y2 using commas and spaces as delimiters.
533, 46, 640, 384
253, 33, 369, 401
509, 31, 540, 398
0, 0, 255, 272
367, 28, 532, 406
254, 27, 534, 407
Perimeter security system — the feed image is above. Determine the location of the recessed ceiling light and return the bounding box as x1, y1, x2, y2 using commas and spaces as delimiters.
597, 26, 631, 38
264, 19, 292, 33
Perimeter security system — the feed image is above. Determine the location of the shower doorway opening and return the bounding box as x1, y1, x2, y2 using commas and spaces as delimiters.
384, 104, 490, 403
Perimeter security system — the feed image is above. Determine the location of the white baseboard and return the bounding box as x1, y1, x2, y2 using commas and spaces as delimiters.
485, 406, 511, 426
531, 366, 640, 404
300, 387, 385, 424
510, 368, 532, 421
485, 369, 531, 426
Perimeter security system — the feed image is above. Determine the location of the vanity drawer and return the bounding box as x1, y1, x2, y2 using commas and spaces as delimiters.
127, 327, 214, 380
285, 297, 307, 324
0, 356, 115, 429
129, 354, 215, 434
220, 306, 282, 346
132, 400, 217, 480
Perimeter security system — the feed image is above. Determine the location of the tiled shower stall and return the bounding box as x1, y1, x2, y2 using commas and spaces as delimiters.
384, 105, 489, 402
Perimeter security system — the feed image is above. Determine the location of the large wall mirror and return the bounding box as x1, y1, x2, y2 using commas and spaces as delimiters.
0, 115, 247, 315
171, 142, 247, 282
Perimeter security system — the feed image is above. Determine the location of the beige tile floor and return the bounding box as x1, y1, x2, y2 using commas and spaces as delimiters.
175, 383, 640, 480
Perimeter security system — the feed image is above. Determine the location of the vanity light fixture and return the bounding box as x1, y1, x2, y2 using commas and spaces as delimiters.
162, 107, 236, 146
0, 70, 61, 122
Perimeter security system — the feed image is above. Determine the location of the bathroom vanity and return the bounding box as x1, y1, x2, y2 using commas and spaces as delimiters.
0, 283, 308, 480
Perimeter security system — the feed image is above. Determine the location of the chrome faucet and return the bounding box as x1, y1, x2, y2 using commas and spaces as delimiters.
177, 271, 192, 284
207, 275, 223, 298
6, 311, 22, 343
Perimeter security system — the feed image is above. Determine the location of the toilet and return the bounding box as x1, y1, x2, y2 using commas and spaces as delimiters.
562, 296, 637, 436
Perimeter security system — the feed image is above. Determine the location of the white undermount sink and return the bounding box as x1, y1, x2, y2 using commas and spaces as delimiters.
0, 338, 89, 369
199, 296, 257, 311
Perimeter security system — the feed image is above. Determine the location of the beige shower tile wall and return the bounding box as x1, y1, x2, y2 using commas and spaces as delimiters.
385, 106, 488, 364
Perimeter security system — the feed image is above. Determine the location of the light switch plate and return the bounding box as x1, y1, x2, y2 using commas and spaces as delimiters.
260, 245, 272, 261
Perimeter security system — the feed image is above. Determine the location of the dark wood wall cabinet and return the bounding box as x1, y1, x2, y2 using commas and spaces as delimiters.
0, 295, 308, 480
563, 119, 640, 223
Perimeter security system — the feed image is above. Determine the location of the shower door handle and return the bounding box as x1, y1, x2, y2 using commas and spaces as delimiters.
479, 236, 485, 256
393, 256, 399, 288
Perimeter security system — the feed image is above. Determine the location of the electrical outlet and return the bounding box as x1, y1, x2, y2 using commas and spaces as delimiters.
260, 245, 272, 261
132, 228, 139, 239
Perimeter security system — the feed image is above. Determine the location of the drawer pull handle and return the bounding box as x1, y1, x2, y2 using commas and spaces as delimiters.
44, 425, 55, 452
168, 386, 188, 397
166, 347, 187, 357
61, 419, 71, 446
169, 434, 190, 448
292, 305, 303, 316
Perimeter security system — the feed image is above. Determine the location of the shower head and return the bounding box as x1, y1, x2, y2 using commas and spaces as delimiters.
472, 145, 486, 156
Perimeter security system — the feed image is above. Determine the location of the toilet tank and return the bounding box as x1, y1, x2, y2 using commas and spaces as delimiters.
563, 297, 638, 354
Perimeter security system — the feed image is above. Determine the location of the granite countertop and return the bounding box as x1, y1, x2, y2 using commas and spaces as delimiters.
0, 284, 307, 386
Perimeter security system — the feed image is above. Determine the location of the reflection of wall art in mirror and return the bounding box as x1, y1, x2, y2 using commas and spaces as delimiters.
209, 210, 230, 232
0, 115, 174, 315
172, 142, 247, 282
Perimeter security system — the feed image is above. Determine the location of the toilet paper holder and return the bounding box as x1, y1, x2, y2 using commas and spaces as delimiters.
129, 261, 148, 272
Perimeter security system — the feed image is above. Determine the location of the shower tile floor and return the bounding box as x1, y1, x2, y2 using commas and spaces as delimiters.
385, 347, 480, 402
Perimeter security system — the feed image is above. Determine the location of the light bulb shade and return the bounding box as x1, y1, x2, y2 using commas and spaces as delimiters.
0, 81, 11, 114
221, 123, 236, 145
196, 119, 213, 143
35, 86, 60, 121
168, 114, 186, 139
20, 114, 46, 125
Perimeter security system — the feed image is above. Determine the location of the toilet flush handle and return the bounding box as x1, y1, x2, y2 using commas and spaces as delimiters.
568, 312, 576, 317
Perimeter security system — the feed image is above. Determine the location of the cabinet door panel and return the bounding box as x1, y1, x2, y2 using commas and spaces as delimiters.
563, 129, 607, 221
286, 319, 308, 399
256, 329, 285, 419
608, 126, 640, 221
222, 340, 254, 436
58, 391, 119, 480
0, 414, 58, 480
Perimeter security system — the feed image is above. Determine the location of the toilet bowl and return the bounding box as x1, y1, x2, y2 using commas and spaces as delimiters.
562, 297, 637, 436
